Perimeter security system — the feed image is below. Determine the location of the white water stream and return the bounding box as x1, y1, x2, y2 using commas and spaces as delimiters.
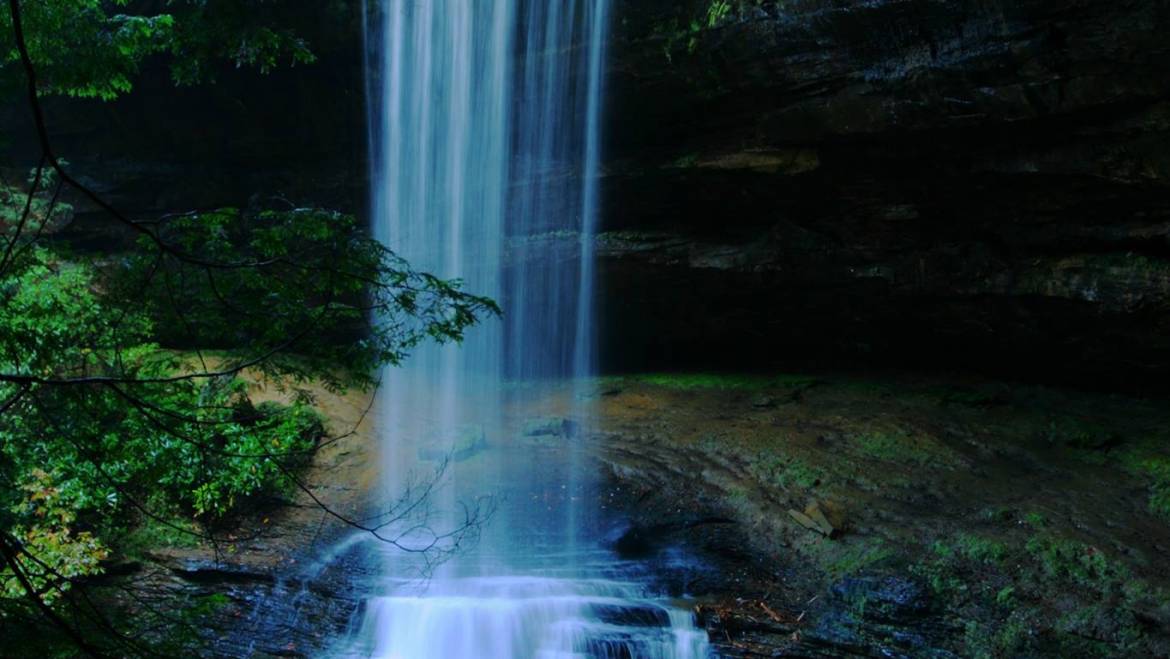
334, 2, 711, 657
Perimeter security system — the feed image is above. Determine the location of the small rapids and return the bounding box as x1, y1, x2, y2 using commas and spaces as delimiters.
339, 575, 709, 659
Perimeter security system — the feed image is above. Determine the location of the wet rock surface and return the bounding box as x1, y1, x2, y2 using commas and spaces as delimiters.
802, 576, 956, 658
131, 373, 1170, 657
588, 374, 1170, 657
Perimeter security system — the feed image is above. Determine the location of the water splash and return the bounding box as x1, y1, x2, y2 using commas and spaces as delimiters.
345, 577, 710, 659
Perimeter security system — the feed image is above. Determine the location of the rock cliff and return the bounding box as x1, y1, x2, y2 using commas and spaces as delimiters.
599, 0, 1170, 388
6, 0, 1168, 387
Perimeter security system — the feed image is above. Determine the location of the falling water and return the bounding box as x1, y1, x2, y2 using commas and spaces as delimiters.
335, 1, 711, 657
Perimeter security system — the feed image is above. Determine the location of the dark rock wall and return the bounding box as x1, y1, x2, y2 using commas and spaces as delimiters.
600, 0, 1170, 388
5, 0, 1169, 388
1, 1, 366, 249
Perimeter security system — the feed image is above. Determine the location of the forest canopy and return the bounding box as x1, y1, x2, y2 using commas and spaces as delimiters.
0, 0, 326, 99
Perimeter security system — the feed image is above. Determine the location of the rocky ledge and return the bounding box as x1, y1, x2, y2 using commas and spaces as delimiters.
121, 372, 1170, 657
590, 373, 1170, 657
599, 0, 1170, 388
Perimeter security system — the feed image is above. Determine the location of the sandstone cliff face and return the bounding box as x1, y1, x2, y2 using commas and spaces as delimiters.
599, 0, 1170, 388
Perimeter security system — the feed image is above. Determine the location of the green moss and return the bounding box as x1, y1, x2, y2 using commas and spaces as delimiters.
1054, 605, 1144, 656
852, 431, 909, 461
820, 539, 892, 579
1112, 440, 1170, 520
625, 372, 818, 391
850, 429, 948, 465
1023, 511, 1049, 528
914, 553, 968, 598
963, 610, 1036, 659
954, 533, 1009, 564
1152, 485, 1170, 520
1025, 534, 1123, 591
1137, 457, 1170, 521
994, 586, 1016, 606
606, 370, 1170, 655
916, 527, 1160, 656
748, 452, 825, 491
918, 533, 1007, 598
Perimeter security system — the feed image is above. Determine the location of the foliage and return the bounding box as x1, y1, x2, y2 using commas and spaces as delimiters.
0, 0, 497, 652
0, 191, 494, 515
0, 246, 325, 526
0, 0, 317, 100
120, 207, 497, 393
651, 0, 776, 62
2, 470, 110, 605
0, 161, 493, 653
165, 0, 317, 86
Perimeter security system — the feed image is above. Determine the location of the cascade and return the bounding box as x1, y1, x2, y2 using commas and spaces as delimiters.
335, 2, 711, 657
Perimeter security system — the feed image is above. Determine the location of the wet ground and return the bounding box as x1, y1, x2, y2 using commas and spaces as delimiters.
152, 372, 1170, 657
588, 373, 1170, 657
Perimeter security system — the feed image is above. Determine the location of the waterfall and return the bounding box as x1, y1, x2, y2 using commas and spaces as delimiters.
337, 2, 711, 657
